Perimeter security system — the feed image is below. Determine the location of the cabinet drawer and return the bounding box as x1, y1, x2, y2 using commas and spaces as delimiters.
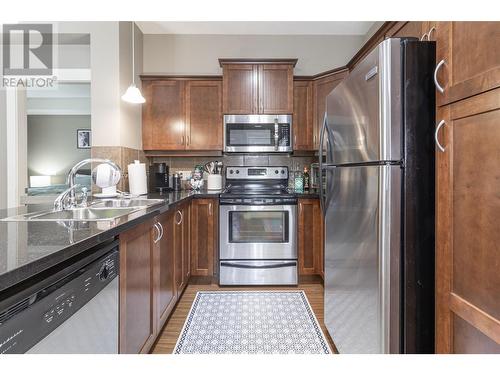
219, 260, 298, 285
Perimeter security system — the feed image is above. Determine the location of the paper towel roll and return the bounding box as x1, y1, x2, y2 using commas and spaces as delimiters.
128, 160, 147, 196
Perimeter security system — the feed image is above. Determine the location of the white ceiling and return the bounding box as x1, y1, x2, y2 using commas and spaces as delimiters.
136, 21, 375, 35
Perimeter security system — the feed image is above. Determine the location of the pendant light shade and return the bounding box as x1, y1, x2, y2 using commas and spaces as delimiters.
122, 83, 145, 103
122, 22, 145, 104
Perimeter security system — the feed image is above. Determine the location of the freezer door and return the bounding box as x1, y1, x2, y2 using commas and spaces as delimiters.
324, 39, 402, 165
324, 164, 401, 353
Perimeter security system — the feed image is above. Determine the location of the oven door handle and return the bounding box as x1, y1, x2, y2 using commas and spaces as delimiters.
220, 261, 297, 269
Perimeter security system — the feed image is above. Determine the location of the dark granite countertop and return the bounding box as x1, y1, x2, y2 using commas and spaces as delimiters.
0, 189, 221, 292
0, 188, 318, 292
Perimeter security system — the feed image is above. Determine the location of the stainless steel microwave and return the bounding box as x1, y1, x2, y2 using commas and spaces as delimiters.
223, 114, 293, 153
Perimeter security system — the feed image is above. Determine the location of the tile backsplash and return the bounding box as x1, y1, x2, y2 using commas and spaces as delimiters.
150, 154, 317, 176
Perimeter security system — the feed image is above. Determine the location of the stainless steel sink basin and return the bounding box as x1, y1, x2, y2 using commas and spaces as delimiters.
1, 199, 165, 222
2, 207, 140, 222
90, 198, 164, 209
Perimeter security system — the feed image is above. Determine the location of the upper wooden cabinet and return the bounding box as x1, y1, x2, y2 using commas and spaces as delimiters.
293, 80, 314, 151
312, 70, 348, 149
220, 59, 296, 114
432, 22, 500, 106
385, 21, 425, 39
222, 64, 258, 114
142, 80, 185, 151
185, 80, 223, 150
142, 78, 223, 151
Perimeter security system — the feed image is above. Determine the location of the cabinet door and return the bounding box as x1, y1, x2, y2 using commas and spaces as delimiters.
174, 204, 188, 296
259, 64, 294, 114
142, 80, 186, 150
155, 211, 176, 329
434, 22, 500, 106
185, 80, 223, 150
293, 80, 314, 150
182, 203, 191, 281
435, 88, 500, 353
297, 198, 324, 276
119, 220, 156, 354
191, 199, 217, 276
312, 71, 347, 149
222, 64, 258, 114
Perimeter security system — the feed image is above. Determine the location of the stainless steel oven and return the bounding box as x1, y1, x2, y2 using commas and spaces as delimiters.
219, 203, 297, 260
223, 114, 293, 153
219, 166, 298, 285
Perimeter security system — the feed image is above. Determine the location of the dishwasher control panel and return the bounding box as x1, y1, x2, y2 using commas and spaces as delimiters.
0, 247, 119, 354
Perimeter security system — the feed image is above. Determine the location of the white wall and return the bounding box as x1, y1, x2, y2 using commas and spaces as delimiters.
27, 115, 91, 182
0, 90, 7, 209
56, 22, 143, 149
119, 22, 143, 150
143, 34, 366, 76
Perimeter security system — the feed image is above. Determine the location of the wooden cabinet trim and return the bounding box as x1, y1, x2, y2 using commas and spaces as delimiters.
219, 58, 298, 67
450, 293, 500, 345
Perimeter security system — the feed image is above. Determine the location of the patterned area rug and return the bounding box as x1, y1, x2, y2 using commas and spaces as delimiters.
173, 291, 331, 354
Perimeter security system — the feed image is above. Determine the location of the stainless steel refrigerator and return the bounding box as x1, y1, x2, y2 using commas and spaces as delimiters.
321, 38, 436, 354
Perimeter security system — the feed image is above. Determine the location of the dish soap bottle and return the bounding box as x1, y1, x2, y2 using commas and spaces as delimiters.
303, 167, 310, 191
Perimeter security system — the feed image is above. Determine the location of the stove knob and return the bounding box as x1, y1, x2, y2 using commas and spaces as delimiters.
236, 170, 240, 174
275, 170, 279, 174
229, 170, 234, 174
281, 170, 285, 174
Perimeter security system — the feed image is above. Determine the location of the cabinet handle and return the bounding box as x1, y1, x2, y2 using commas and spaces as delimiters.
427, 26, 436, 41
186, 135, 190, 146
434, 120, 446, 152
434, 59, 446, 94
153, 223, 161, 243
158, 222, 164, 241
175, 210, 183, 225
181, 135, 185, 144
208, 202, 212, 216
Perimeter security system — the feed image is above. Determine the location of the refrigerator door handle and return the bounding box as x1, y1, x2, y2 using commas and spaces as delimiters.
319, 112, 328, 216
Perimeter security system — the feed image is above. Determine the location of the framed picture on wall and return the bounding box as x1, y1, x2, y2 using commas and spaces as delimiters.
77, 129, 91, 149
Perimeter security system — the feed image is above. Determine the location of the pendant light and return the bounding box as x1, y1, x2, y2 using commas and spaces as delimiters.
122, 22, 145, 104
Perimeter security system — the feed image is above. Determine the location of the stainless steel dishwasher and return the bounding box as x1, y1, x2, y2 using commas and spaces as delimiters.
0, 240, 119, 354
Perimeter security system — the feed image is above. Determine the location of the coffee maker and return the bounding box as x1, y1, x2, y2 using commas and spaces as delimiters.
149, 163, 171, 192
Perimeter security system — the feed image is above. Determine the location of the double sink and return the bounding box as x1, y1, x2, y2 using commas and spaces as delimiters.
3, 198, 165, 222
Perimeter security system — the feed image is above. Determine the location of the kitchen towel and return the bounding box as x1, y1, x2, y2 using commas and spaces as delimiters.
128, 160, 147, 195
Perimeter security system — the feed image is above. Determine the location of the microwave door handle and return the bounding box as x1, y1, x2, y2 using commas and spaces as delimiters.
274, 118, 279, 151
220, 261, 297, 269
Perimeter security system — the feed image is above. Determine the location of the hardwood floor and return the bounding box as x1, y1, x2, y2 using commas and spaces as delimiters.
151, 278, 337, 354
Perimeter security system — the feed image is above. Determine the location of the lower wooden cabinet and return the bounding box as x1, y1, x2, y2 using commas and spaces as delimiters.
119, 200, 194, 353
155, 210, 176, 330
174, 201, 190, 296
119, 219, 157, 354
435, 88, 500, 353
297, 198, 324, 278
191, 198, 218, 276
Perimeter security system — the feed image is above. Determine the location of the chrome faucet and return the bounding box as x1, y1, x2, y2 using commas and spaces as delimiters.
54, 158, 121, 211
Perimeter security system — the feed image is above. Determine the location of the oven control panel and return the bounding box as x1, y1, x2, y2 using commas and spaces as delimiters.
226, 166, 288, 180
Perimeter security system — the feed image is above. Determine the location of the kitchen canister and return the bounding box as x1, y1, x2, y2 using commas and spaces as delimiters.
128, 160, 148, 196
207, 174, 222, 190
